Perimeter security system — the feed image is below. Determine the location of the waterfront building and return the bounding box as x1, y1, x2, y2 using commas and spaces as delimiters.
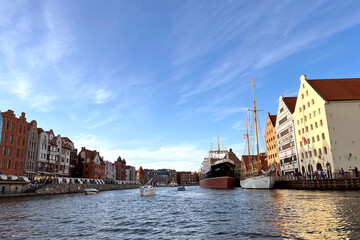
229, 148, 241, 170
293, 75, 360, 175
37, 129, 48, 174
144, 169, 158, 184
240, 153, 267, 178
0, 110, 28, 176
105, 160, 116, 180
157, 169, 169, 185
24, 120, 39, 180
136, 166, 145, 184
115, 156, 126, 180
45, 130, 62, 175
276, 96, 299, 175
78, 147, 105, 179
191, 172, 199, 183
177, 171, 191, 185
59, 137, 74, 177
126, 165, 136, 182
265, 113, 279, 174
166, 169, 177, 184
0, 112, 2, 148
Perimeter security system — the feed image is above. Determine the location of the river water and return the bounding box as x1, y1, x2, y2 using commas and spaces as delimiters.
1, 186, 360, 239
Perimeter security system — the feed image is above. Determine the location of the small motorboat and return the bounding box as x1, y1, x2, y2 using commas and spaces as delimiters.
84, 188, 99, 195
177, 186, 185, 191
140, 179, 156, 196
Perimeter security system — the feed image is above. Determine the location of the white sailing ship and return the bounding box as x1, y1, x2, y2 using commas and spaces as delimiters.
240, 79, 275, 189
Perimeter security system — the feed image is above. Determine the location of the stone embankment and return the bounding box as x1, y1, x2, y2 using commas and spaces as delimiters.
274, 178, 360, 190
0, 183, 140, 198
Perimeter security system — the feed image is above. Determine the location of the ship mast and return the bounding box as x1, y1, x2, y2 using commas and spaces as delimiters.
245, 111, 251, 172
217, 132, 220, 152
252, 78, 261, 171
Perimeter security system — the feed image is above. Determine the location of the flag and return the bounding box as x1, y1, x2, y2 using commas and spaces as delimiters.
302, 136, 307, 144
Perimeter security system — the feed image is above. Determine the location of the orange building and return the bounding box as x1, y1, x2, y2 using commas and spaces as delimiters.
0, 110, 29, 176
265, 113, 280, 174
136, 166, 145, 184
78, 147, 105, 179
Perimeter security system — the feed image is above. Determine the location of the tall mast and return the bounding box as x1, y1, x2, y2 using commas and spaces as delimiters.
217, 132, 220, 151
252, 78, 261, 171
246, 111, 251, 172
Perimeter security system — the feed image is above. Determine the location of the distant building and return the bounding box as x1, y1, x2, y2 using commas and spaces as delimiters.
78, 147, 105, 179
229, 148, 241, 170
105, 161, 116, 180
265, 113, 279, 174
0, 110, 28, 176
191, 172, 199, 183
45, 129, 62, 175
126, 165, 136, 182
115, 156, 126, 180
144, 169, 158, 184
37, 129, 48, 175
166, 169, 177, 184
24, 120, 39, 180
276, 96, 299, 175
177, 171, 191, 185
136, 166, 145, 184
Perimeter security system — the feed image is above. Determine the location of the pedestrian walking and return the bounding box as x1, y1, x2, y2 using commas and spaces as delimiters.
355, 166, 359, 178
349, 166, 354, 178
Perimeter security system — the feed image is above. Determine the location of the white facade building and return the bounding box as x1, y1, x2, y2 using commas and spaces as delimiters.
276, 96, 300, 175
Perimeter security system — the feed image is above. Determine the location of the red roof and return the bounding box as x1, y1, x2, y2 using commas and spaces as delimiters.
283, 97, 297, 113
61, 137, 73, 143
308, 78, 360, 101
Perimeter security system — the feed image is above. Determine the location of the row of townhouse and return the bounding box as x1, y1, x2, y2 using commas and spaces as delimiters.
265, 75, 360, 176
0, 109, 136, 181
136, 167, 198, 185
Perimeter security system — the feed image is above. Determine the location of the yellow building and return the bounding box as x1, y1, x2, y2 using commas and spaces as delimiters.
265, 112, 279, 173
293, 75, 360, 176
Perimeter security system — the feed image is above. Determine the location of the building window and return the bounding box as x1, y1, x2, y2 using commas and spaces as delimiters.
309, 113, 311, 119
315, 122, 318, 128
302, 128, 304, 134
320, 120, 323, 126
301, 118, 303, 123
19, 125, 22, 134
305, 152, 308, 158
298, 130, 301, 135
313, 111, 316, 117
2, 147, 5, 155
300, 141, 302, 147
302, 94, 304, 99
303, 105, 306, 110
6, 121, 9, 129
307, 102, 310, 107
304, 116, 307, 121
312, 137, 315, 143
314, 149, 317, 156
317, 135, 320, 141
312, 99, 315, 105
322, 133, 325, 140
7, 160, 10, 168
8, 148, 10, 156
306, 126, 309, 132
309, 151, 312, 157
311, 124, 313, 130
318, 108, 321, 114
319, 148, 322, 155
10, 135, 13, 144
306, 90, 308, 96
323, 147, 328, 154
11, 123, 13, 131
303, 84, 305, 89
299, 107, 302, 112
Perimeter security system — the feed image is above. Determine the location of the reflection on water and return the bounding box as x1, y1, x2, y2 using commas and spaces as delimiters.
0, 187, 359, 239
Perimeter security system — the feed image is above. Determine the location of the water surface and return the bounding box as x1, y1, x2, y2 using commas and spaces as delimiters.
1, 186, 360, 239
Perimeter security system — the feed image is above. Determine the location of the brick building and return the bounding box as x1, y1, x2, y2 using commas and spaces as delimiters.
265, 113, 280, 174
0, 110, 28, 176
24, 120, 39, 180
115, 156, 126, 180
177, 171, 191, 185
79, 147, 105, 179
240, 153, 268, 178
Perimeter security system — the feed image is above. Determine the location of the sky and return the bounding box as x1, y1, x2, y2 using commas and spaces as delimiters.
1, 0, 360, 171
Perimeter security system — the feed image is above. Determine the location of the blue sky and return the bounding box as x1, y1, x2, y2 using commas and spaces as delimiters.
1, 0, 360, 171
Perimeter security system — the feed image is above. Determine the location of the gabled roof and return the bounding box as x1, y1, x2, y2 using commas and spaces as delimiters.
283, 97, 297, 113
270, 115, 277, 126
61, 137, 73, 143
307, 78, 360, 101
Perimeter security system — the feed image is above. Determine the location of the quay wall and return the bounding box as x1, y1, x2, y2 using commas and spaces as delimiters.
36, 183, 140, 195
0, 183, 140, 198
274, 178, 360, 190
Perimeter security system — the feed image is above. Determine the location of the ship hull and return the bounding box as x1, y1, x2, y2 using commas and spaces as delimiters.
240, 175, 275, 189
200, 176, 235, 189
200, 161, 235, 189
